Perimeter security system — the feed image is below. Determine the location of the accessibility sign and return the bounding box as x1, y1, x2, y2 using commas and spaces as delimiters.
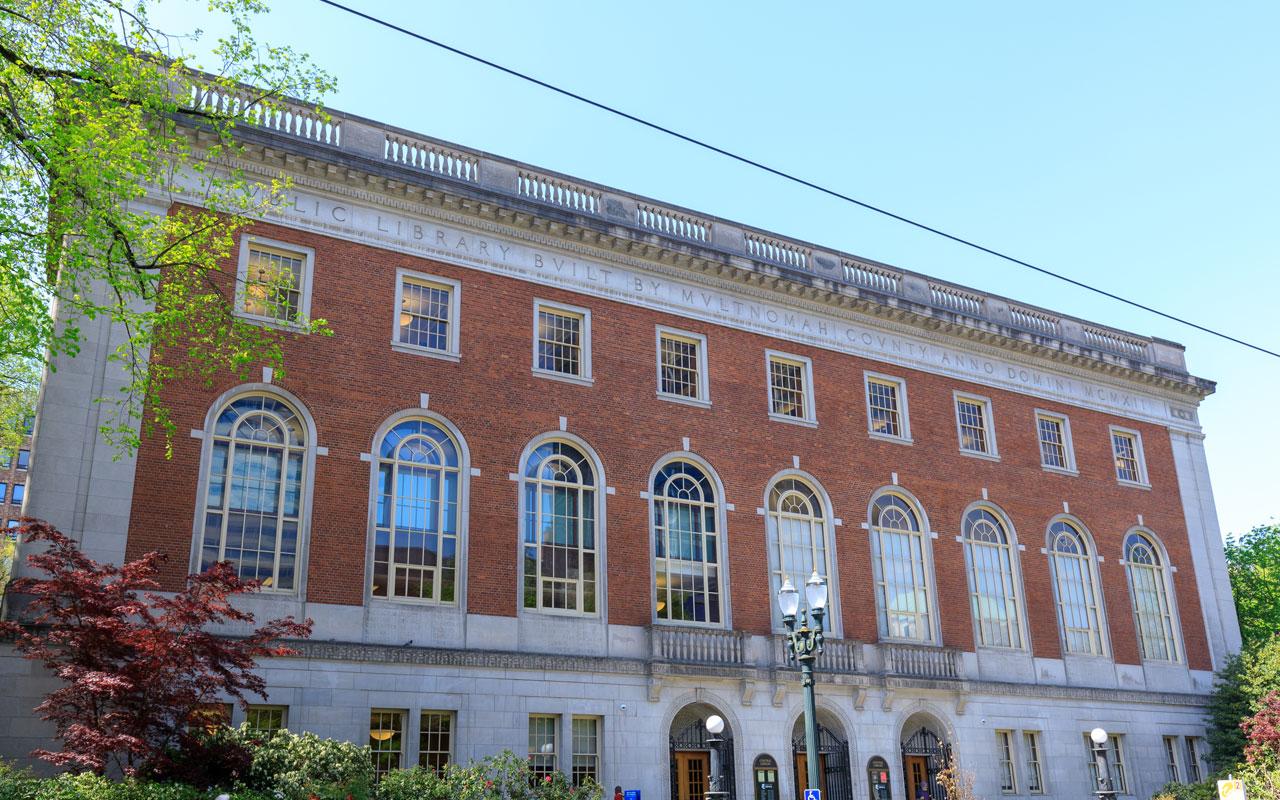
804, 790, 821, 800
1218, 778, 1245, 800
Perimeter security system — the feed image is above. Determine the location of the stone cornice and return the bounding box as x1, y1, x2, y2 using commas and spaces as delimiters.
156, 156, 1206, 433
170, 112, 1214, 405
287, 640, 1209, 709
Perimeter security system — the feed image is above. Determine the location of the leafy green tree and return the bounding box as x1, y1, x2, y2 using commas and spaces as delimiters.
1208, 634, 1280, 770
1226, 523, 1280, 650
0, 0, 332, 454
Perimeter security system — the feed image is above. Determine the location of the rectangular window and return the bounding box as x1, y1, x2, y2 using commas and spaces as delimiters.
1036, 412, 1076, 473
5, 519, 19, 530
534, 301, 591, 382
394, 271, 461, 357
419, 711, 453, 775
237, 238, 313, 325
11, 483, 23, 504
528, 715, 559, 780
571, 716, 600, 788
657, 328, 709, 404
1185, 737, 1202, 782
1084, 733, 1128, 794
1163, 736, 1181, 783
369, 709, 405, 780
0, 484, 6, 504
1024, 731, 1045, 793
865, 373, 910, 441
766, 351, 815, 424
0, 451, 9, 468
954, 393, 997, 457
996, 730, 1017, 793
1110, 427, 1148, 486
245, 705, 288, 733
16, 449, 28, 470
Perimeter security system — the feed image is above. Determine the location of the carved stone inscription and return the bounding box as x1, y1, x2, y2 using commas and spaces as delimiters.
265, 189, 1184, 428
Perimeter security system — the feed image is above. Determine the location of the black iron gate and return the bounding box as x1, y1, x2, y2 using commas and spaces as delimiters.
901, 727, 952, 800
791, 725, 854, 800
670, 720, 737, 800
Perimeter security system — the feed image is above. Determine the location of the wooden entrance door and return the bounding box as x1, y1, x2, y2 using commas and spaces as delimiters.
675, 751, 711, 800
904, 756, 930, 799
794, 753, 828, 799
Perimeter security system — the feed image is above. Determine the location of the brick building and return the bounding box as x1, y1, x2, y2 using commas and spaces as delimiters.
1, 89, 1239, 800
1, 429, 30, 532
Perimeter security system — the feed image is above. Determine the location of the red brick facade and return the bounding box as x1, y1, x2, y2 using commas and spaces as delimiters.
124, 218, 1211, 672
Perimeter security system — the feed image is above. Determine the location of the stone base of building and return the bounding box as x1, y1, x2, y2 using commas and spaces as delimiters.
0, 642, 1210, 799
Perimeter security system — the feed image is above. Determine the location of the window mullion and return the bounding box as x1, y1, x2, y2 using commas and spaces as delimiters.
271, 444, 289, 588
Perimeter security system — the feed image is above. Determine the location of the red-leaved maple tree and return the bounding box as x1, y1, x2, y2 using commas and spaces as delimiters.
1, 519, 313, 775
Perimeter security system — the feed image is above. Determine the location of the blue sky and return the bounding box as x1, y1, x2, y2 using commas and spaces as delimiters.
153, 0, 1279, 539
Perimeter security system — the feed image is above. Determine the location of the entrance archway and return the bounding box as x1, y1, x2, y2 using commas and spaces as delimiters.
791, 711, 854, 800
899, 715, 951, 800
669, 703, 737, 800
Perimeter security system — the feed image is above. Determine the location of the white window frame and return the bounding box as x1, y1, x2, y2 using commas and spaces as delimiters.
953, 391, 999, 460
1184, 736, 1203, 782
528, 713, 560, 779
369, 708, 407, 780
1047, 516, 1110, 658
1109, 425, 1150, 488
532, 299, 593, 385
391, 269, 461, 361
1035, 410, 1077, 475
244, 704, 289, 732
655, 326, 710, 407
1163, 735, 1182, 784
518, 435, 606, 618
368, 414, 468, 607
418, 710, 454, 774
1023, 730, 1046, 794
570, 715, 602, 788
1122, 528, 1183, 664
650, 457, 728, 628
996, 729, 1018, 794
764, 474, 839, 635
869, 489, 937, 644
864, 371, 912, 443
233, 235, 316, 330
962, 503, 1027, 651
1083, 732, 1128, 794
765, 349, 816, 426
191, 390, 315, 596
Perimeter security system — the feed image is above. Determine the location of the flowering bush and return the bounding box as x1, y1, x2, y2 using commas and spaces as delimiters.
0, 762, 272, 800
372, 751, 601, 800
237, 727, 371, 800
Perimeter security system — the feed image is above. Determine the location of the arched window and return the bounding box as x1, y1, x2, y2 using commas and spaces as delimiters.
653, 460, 722, 625
371, 418, 461, 603
1125, 531, 1180, 662
1048, 519, 1107, 656
198, 394, 307, 592
963, 506, 1024, 649
870, 492, 933, 642
522, 440, 598, 614
766, 477, 834, 628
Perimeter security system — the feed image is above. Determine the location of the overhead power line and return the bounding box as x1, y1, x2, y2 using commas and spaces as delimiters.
315, 0, 1280, 361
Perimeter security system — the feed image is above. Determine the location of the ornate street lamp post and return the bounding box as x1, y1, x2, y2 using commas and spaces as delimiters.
780, 571, 828, 797
704, 714, 728, 800
1089, 727, 1118, 800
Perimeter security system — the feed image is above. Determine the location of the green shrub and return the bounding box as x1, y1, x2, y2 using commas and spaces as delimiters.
372, 751, 601, 800
240, 727, 372, 800
1152, 780, 1218, 800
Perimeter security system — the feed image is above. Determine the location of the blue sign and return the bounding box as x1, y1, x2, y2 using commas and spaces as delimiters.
804, 791, 821, 800
624, 792, 641, 800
